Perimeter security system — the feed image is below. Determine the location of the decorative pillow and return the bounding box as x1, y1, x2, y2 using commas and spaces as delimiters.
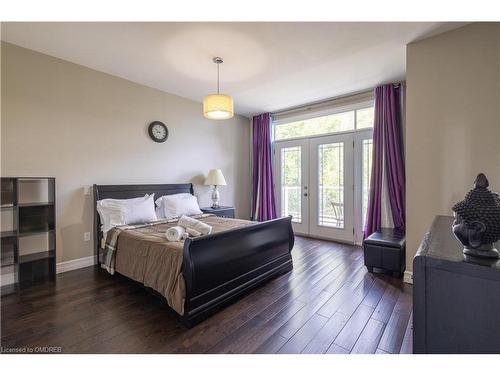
156, 194, 202, 219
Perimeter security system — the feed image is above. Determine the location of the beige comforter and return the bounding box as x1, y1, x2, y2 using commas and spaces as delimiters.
107, 215, 252, 315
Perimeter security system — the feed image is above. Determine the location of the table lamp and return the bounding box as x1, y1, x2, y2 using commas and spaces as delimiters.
204, 169, 227, 208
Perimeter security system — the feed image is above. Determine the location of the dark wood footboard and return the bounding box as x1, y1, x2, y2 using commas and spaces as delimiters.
181, 216, 294, 327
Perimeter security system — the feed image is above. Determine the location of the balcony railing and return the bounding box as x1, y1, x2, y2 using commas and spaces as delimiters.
281, 185, 345, 227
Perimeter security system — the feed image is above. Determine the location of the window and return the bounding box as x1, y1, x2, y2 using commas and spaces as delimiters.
356, 107, 374, 129
274, 106, 374, 141
275, 111, 354, 141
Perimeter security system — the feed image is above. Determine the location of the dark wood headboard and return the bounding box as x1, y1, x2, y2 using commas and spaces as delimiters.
93, 183, 193, 264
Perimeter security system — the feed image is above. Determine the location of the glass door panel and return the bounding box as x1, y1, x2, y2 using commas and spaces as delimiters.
354, 129, 374, 244
309, 134, 354, 242
361, 138, 373, 228
318, 142, 344, 228
274, 139, 309, 235
281, 146, 302, 223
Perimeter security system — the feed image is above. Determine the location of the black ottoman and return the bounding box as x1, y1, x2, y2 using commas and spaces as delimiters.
363, 228, 406, 278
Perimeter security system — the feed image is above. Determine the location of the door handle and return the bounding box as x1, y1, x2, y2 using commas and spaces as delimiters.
304, 193, 308, 197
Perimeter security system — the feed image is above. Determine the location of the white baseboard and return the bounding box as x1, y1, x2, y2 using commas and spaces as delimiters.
403, 270, 413, 284
56, 255, 96, 274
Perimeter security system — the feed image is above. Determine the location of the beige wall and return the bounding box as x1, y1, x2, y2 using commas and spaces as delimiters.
406, 23, 500, 272
1, 42, 251, 263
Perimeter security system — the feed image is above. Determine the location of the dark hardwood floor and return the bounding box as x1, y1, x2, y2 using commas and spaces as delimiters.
1, 236, 413, 354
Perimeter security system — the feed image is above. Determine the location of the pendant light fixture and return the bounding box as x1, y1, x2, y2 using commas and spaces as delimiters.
203, 57, 234, 120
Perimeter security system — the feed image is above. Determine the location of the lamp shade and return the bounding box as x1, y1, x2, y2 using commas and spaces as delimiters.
205, 169, 227, 186
203, 94, 234, 120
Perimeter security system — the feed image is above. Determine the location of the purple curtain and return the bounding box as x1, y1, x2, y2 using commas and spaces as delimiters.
252, 113, 277, 221
364, 84, 406, 237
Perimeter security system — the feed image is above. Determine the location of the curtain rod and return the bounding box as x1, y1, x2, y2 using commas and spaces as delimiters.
271, 82, 403, 118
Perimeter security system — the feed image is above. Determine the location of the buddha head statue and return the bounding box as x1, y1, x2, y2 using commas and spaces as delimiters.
452, 173, 500, 258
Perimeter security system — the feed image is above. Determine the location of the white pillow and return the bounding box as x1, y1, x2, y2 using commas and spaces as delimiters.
122, 194, 157, 224
97, 194, 156, 232
97, 196, 143, 233
155, 193, 191, 219
155, 193, 191, 218
156, 194, 202, 219
97, 207, 126, 233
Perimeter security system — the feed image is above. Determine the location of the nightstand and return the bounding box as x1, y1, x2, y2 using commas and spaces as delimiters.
201, 206, 235, 218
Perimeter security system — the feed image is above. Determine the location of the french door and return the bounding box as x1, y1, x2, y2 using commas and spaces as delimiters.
309, 133, 354, 242
275, 131, 372, 244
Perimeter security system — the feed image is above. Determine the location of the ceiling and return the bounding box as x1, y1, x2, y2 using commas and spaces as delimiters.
1, 22, 465, 117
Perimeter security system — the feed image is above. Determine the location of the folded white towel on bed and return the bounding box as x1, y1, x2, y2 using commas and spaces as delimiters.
166, 226, 188, 242
185, 227, 202, 237
178, 215, 212, 235
165, 224, 204, 242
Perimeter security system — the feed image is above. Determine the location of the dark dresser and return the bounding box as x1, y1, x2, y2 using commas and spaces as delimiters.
413, 215, 500, 353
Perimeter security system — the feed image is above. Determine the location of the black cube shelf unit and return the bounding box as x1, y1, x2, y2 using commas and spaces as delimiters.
1, 177, 56, 294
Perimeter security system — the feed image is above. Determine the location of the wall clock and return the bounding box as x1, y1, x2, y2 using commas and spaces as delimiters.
148, 121, 169, 143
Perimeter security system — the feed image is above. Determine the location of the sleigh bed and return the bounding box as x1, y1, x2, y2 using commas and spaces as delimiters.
93, 183, 294, 327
